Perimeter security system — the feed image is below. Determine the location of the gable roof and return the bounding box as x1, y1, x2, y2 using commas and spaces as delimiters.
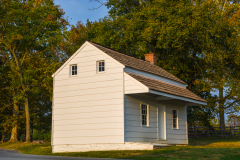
88, 41, 187, 85
126, 72, 206, 103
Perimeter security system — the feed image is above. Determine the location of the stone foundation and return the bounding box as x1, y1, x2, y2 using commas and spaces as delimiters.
53, 142, 159, 153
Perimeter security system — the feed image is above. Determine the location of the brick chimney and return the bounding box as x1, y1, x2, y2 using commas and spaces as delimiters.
144, 52, 157, 65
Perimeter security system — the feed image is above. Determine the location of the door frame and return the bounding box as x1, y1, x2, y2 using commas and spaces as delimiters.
158, 104, 167, 140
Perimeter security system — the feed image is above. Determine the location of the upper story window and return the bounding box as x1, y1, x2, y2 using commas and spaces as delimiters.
97, 60, 105, 73
71, 64, 77, 76
172, 109, 178, 129
141, 103, 149, 126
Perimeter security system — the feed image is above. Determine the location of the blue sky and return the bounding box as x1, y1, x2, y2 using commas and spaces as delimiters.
54, 0, 109, 26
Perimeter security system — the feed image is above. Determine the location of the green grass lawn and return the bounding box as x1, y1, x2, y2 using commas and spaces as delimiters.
0, 137, 240, 159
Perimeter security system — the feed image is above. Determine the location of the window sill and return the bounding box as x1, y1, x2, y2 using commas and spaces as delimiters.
141, 125, 149, 128
97, 71, 106, 74
172, 128, 179, 130
69, 75, 78, 78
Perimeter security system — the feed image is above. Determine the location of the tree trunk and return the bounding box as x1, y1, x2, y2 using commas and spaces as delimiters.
1, 133, 5, 143
219, 85, 225, 132
25, 95, 31, 143
9, 96, 19, 142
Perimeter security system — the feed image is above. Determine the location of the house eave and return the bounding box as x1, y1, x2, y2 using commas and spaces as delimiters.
149, 90, 207, 106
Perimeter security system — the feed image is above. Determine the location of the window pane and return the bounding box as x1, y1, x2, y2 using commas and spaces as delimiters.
102, 62, 105, 66
75, 71, 77, 75
72, 66, 74, 71
173, 123, 176, 128
172, 110, 177, 128
75, 66, 77, 70
172, 110, 176, 115
102, 67, 105, 71
99, 62, 102, 66
99, 67, 102, 72
72, 71, 74, 75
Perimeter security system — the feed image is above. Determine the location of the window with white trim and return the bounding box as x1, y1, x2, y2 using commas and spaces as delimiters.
172, 109, 178, 129
71, 64, 77, 76
97, 60, 105, 72
141, 103, 149, 126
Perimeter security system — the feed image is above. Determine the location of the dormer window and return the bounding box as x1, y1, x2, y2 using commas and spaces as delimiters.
71, 64, 77, 76
97, 60, 105, 73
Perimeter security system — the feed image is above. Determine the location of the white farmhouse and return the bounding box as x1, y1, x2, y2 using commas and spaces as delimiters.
51, 41, 207, 152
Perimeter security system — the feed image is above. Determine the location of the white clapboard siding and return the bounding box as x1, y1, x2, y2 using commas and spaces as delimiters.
125, 120, 158, 128
54, 80, 123, 93
126, 103, 157, 112
125, 126, 158, 133
54, 117, 123, 126
54, 104, 123, 115
54, 92, 123, 104
54, 86, 123, 98
125, 132, 157, 138
54, 111, 123, 121
55, 71, 123, 85
124, 137, 160, 143
126, 109, 157, 118
54, 123, 123, 131
54, 99, 123, 109
53, 43, 124, 145
124, 72, 148, 94
54, 129, 123, 138
124, 95, 188, 145
54, 136, 124, 145
58, 61, 121, 77
125, 114, 157, 122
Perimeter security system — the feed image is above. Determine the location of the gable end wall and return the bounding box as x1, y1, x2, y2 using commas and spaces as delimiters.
52, 44, 125, 149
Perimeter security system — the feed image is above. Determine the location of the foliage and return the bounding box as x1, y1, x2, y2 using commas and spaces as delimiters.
86, 0, 240, 127
33, 130, 51, 142
226, 114, 240, 127
0, 0, 68, 142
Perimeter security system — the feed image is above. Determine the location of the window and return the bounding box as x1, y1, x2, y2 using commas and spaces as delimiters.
172, 110, 178, 129
141, 103, 149, 126
71, 64, 77, 76
97, 60, 105, 72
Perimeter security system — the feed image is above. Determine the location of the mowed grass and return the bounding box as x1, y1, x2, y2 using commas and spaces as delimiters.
0, 137, 240, 159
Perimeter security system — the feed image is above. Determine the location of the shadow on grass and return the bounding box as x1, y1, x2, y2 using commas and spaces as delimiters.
124, 147, 240, 160
188, 137, 240, 146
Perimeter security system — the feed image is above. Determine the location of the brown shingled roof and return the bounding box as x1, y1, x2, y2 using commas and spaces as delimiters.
88, 41, 187, 85
126, 72, 206, 103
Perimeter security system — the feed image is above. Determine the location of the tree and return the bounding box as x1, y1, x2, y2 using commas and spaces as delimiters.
226, 114, 240, 127
90, 0, 240, 128
0, 0, 68, 142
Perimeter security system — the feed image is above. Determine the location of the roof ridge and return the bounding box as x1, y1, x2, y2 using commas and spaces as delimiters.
87, 41, 152, 64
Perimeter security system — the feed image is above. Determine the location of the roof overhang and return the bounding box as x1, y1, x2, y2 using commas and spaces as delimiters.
149, 90, 207, 106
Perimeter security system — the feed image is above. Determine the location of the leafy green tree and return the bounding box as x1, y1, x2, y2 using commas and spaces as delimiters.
0, 0, 68, 142
89, 0, 240, 128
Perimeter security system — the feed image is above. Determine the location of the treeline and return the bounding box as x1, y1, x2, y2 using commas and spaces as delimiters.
1, 0, 240, 142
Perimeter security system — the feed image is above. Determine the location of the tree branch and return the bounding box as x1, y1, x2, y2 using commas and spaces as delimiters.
224, 99, 239, 109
